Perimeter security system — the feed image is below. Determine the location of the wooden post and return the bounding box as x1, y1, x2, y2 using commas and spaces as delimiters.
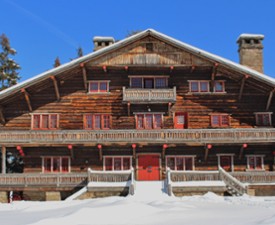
21, 89, 32, 112
127, 102, 131, 117
204, 144, 212, 161
50, 76, 60, 101
1, 146, 6, 174
238, 75, 249, 101
80, 63, 88, 90
0, 107, 5, 124
239, 144, 248, 160
266, 88, 275, 111
98, 144, 102, 161
132, 144, 136, 159
162, 144, 168, 159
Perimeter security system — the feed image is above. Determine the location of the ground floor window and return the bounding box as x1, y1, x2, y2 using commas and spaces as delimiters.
217, 154, 234, 172
166, 156, 195, 171
246, 155, 265, 170
103, 156, 132, 171
42, 156, 70, 173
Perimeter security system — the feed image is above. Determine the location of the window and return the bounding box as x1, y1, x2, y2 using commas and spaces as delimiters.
166, 156, 195, 171
174, 112, 188, 129
135, 113, 163, 129
130, 77, 168, 89
32, 114, 59, 130
104, 156, 132, 171
217, 154, 234, 172
211, 114, 229, 127
89, 81, 109, 93
189, 81, 209, 93
214, 81, 225, 92
255, 113, 272, 126
42, 156, 70, 173
84, 114, 111, 129
246, 155, 264, 170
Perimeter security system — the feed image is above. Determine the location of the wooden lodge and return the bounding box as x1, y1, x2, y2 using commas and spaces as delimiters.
0, 29, 275, 202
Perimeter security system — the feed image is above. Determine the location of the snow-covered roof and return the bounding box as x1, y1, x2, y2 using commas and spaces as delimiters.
93, 36, 115, 42
237, 33, 265, 40
0, 29, 274, 101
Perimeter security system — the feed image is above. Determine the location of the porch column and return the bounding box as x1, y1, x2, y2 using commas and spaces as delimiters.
1, 146, 6, 174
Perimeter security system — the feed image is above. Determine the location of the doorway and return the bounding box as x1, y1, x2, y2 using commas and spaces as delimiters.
137, 154, 160, 181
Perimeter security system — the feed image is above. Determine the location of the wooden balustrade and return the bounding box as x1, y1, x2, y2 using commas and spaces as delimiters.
87, 168, 132, 183
170, 170, 221, 182
122, 86, 177, 103
230, 171, 275, 183
0, 128, 274, 145
0, 173, 88, 188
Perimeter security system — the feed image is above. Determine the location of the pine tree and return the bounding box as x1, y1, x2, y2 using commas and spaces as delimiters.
53, 57, 61, 67
0, 34, 20, 90
77, 47, 83, 57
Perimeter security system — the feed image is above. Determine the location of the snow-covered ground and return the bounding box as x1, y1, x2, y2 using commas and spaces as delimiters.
1, 182, 275, 225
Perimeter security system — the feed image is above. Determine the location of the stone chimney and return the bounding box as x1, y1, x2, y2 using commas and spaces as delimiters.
237, 34, 264, 73
93, 36, 115, 51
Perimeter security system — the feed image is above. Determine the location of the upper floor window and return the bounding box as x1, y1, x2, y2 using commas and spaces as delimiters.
104, 156, 132, 171
166, 156, 195, 171
32, 114, 59, 130
246, 155, 265, 170
89, 80, 110, 93
135, 113, 163, 129
42, 156, 70, 173
129, 76, 168, 89
213, 81, 225, 92
84, 114, 111, 130
255, 112, 272, 126
189, 81, 209, 93
210, 114, 230, 127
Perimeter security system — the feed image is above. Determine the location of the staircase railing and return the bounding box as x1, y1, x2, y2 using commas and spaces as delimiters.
219, 167, 247, 196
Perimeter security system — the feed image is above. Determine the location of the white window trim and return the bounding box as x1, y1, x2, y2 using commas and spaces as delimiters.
134, 113, 164, 129
245, 155, 265, 171
103, 156, 132, 171
41, 156, 71, 173
128, 76, 169, 89
165, 155, 196, 171
188, 80, 210, 93
213, 80, 226, 93
254, 112, 273, 126
216, 154, 235, 172
187, 80, 227, 94
88, 80, 111, 93
31, 113, 59, 130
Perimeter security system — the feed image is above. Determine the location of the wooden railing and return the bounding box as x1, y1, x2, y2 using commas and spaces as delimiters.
0, 173, 88, 188
219, 167, 247, 195
230, 171, 275, 183
170, 170, 221, 182
122, 86, 177, 103
0, 128, 275, 145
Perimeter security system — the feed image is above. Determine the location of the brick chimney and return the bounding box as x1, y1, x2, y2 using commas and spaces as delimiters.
93, 36, 115, 51
237, 34, 264, 73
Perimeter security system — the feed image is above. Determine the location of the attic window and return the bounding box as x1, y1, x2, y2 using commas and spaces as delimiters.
146, 43, 153, 52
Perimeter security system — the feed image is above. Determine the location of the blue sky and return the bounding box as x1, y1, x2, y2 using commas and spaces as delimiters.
1, 0, 275, 81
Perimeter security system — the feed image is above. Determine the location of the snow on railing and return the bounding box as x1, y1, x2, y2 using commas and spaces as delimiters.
230, 171, 275, 183
87, 168, 132, 183
219, 167, 247, 195
170, 170, 221, 182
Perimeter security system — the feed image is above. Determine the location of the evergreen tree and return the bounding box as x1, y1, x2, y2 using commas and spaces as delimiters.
53, 57, 61, 67
0, 34, 20, 90
77, 47, 83, 58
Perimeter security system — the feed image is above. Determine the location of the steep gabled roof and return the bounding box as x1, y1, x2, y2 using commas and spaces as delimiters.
0, 29, 274, 101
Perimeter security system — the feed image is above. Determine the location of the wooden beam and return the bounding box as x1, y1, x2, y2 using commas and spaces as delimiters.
50, 76, 60, 101
191, 65, 196, 73
238, 75, 249, 101
80, 63, 88, 90
98, 144, 103, 161
239, 144, 247, 160
102, 65, 107, 73
127, 102, 131, 117
21, 89, 32, 112
204, 144, 212, 161
1, 146, 6, 174
266, 88, 275, 111
211, 63, 219, 81
0, 106, 6, 125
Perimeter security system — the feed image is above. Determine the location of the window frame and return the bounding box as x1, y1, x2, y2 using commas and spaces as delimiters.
166, 155, 195, 171
83, 114, 111, 130
246, 155, 265, 171
129, 76, 168, 89
88, 80, 110, 93
217, 154, 235, 172
42, 156, 71, 173
254, 112, 273, 126
210, 114, 230, 127
213, 81, 226, 93
189, 80, 210, 93
134, 113, 163, 129
103, 156, 132, 171
31, 113, 59, 130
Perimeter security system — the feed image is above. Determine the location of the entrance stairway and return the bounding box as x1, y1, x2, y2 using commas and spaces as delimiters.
132, 181, 169, 200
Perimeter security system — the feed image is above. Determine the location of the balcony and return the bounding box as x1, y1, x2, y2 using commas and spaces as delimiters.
0, 128, 274, 145
122, 86, 177, 103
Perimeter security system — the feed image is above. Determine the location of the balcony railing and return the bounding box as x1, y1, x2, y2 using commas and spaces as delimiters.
0, 128, 274, 145
122, 86, 177, 103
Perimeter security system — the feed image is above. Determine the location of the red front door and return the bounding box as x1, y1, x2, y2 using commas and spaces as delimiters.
138, 154, 160, 181
174, 112, 187, 129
